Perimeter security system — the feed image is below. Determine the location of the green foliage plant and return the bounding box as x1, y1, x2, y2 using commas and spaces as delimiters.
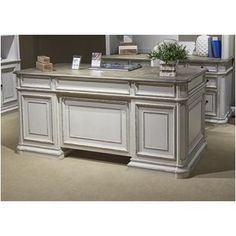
148, 42, 188, 64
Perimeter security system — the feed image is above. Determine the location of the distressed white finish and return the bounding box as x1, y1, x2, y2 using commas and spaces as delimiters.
204, 68, 233, 123
136, 104, 175, 160
1, 62, 20, 113
205, 92, 216, 116
16, 64, 207, 178
188, 75, 204, 92
62, 98, 129, 152
1, 35, 21, 114
22, 96, 53, 143
135, 83, 175, 97
55, 78, 130, 94
17, 91, 63, 156
21, 76, 51, 89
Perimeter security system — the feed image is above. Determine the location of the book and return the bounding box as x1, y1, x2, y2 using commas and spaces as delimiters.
119, 49, 138, 55
36, 61, 53, 72
212, 38, 221, 58
37, 56, 50, 63
118, 45, 138, 50
118, 45, 138, 55
208, 37, 213, 57
119, 42, 137, 46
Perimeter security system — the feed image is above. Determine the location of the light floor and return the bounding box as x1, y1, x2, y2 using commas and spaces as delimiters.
1, 111, 235, 201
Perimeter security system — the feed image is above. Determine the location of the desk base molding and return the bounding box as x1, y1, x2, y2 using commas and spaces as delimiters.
128, 140, 207, 178
17, 144, 65, 158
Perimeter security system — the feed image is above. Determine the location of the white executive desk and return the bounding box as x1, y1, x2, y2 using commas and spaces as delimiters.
15, 64, 207, 178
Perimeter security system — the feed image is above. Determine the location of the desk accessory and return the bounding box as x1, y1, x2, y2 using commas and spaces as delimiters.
36, 55, 53, 72
196, 35, 210, 56
212, 37, 221, 58
148, 42, 187, 77
72, 55, 82, 69
91, 52, 102, 68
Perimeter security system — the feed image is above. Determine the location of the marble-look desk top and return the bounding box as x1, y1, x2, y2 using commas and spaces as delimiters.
16, 63, 207, 84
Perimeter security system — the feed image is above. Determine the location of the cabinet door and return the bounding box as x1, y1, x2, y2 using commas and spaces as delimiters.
1, 67, 17, 105
62, 98, 129, 152
21, 95, 54, 145
136, 104, 175, 160
205, 91, 217, 116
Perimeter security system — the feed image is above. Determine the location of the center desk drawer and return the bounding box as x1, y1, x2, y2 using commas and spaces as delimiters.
135, 82, 175, 97
55, 78, 130, 95
21, 76, 51, 89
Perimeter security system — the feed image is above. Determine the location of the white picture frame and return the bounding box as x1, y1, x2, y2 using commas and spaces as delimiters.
72, 55, 82, 70
91, 52, 102, 68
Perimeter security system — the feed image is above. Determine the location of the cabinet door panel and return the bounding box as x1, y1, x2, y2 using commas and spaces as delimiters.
136, 104, 175, 160
2, 67, 17, 104
22, 95, 53, 144
205, 92, 216, 116
62, 98, 129, 152
188, 96, 205, 153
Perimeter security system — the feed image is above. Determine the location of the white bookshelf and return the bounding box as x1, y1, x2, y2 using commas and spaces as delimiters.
1, 35, 21, 114
105, 35, 235, 60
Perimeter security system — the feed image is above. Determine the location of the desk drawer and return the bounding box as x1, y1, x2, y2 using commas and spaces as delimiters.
21, 76, 51, 89
135, 83, 175, 97
206, 77, 217, 88
55, 78, 130, 95
187, 64, 218, 73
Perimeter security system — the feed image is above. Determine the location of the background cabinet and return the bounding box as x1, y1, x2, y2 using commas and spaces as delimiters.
1, 35, 21, 113
191, 61, 233, 123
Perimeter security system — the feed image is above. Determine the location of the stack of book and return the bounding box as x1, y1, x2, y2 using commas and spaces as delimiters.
36, 56, 53, 72
118, 42, 138, 55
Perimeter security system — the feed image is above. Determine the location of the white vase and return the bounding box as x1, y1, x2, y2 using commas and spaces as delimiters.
150, 59, 160, 67
196, 35, 210, 57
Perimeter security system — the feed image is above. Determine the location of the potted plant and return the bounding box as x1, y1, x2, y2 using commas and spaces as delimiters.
148, 42, 188, 77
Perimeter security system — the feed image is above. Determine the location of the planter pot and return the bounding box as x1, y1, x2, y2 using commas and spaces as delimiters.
159, 62, 177, 77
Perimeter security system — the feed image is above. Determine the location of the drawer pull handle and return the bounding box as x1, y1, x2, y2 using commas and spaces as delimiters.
1, 84, 2, 88
206, 79, 209, 82
205, 100, 209, 104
